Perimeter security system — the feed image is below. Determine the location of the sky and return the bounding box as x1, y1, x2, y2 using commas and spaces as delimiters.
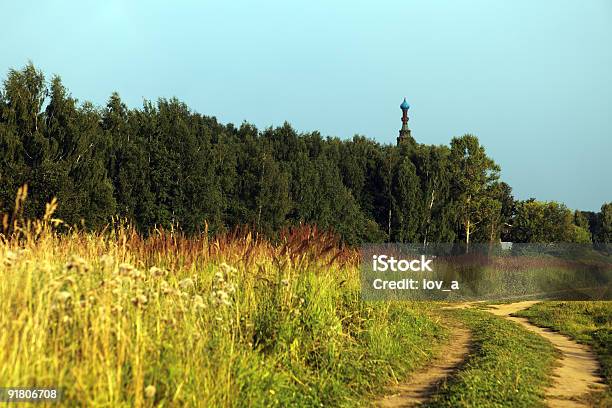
2, 0, 611, 211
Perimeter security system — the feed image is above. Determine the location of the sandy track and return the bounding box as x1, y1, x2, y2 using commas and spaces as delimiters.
375, 321, 472, 407
487, 301, 607, 407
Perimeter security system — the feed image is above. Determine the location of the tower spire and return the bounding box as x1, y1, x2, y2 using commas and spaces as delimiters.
397, 98, 413, 145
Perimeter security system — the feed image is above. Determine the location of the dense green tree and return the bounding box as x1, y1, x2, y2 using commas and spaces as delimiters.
391, 157, 421, 242
496, 182, 515, 241
3, 63, 48, 168
598, 202, 612, 243
1, 64, 115, 226
378, 146, 399, 240
1, 63, 49, 219
449, 135, 501, 247
255, 151, 291, 235
570, 210, 592, 244
573, 210, 589, 230
473, 181, 514, 243
45, 77, 115, 227
1, 63, 602, 245
413, 144, 455, 244
510, 200, 591, 243
337, 136, 379, 216
103, 92, 141, 219
570, 224, 592, 244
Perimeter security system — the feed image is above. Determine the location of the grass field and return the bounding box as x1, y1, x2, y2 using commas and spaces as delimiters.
1, 203, 610, 407
516, 301, 612, 406
0, 219, 447, 407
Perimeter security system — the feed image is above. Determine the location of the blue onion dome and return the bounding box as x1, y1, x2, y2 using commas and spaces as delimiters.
400, 98, 410, 110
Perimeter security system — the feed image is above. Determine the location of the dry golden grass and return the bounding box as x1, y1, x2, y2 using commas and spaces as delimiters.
0, 191, 443, 407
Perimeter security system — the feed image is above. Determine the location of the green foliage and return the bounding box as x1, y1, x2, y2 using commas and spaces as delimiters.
599, 203, 612, 243
0, 64, 116, 225
510, 200, 592, 243
571, 225, 593, 244
392, 157, 421, 242
574, 210, 590, 230
413, 144, 456, 243
1, 63, 602, 244
449, 135, 501, 246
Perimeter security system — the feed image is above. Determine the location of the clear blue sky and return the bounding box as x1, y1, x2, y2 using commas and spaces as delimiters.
2, 0, 611, 211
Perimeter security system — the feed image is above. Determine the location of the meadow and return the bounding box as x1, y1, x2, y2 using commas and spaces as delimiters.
0, 200, 446, 407
2, 194, 610, 407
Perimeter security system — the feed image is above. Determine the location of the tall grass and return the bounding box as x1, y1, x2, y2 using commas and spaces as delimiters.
0, 192, 445, 407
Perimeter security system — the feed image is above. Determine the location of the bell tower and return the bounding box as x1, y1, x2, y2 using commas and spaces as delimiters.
397, 98, 413, 145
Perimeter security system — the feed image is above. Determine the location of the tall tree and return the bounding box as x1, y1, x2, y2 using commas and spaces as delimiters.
1, 63, 59, 220
449, 135, 500, 248
598, 202, 612, 243
413, 144, 456, 244
474, 181, 514, 243
45, 76, 115, 227
391, 157, 421, 242
509, 200, 590, 243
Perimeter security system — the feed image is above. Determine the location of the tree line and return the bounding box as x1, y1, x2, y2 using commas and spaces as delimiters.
1, 63, 610, 245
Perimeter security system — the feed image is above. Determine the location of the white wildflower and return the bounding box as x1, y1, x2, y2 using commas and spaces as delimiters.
193, 295, 205, 309
3, 250, 17, 267
65, 255, 91, 273
149, 266, 166, 278
219, 262, 237, 274
160, 280, 172, 295
129, 268, 145, 280
55, 290, 72, 303
179, 278, 194, 291
118, 263, 135, 275
131, 293, 148, 307
144, 385, 156, 399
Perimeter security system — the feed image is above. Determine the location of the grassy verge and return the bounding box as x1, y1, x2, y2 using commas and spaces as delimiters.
426, 309, 556, 408
515, 301, 612, 406
0, 226, 445, 407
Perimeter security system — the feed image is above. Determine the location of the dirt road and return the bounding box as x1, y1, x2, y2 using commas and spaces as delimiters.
376, 301, 606, 407
376, 321, 472, 407
487, 301, 606, 408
